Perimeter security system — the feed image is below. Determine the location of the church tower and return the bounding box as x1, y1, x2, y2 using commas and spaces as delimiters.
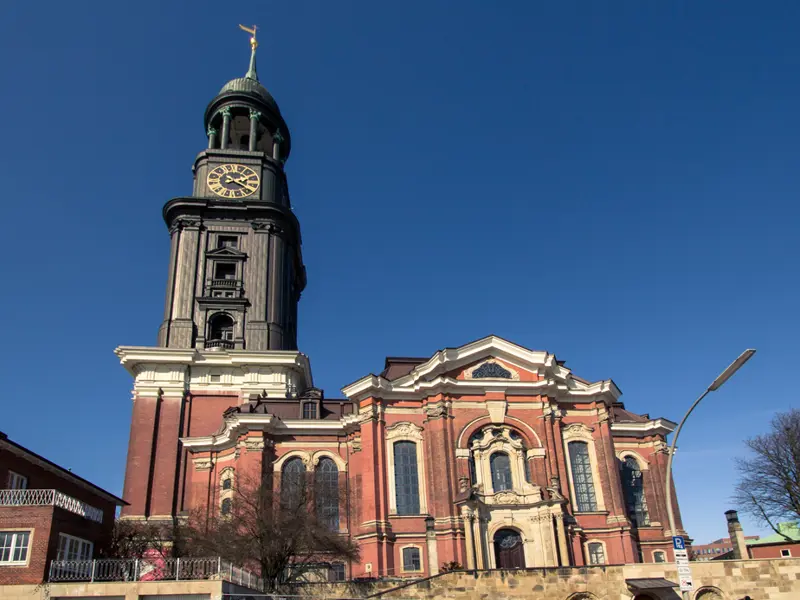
117, 29, 326, 522
158, 28, 305, 351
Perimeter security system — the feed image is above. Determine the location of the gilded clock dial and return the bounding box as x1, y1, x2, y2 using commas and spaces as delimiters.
207, 164, 260, 199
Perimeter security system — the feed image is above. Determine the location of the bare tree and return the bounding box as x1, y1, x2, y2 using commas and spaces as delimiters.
100, 518, 194, 560
734, 408, 800, 540
185, 469, 359, 591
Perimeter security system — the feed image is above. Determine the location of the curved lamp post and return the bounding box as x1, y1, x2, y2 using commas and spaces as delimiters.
665, 348, 756, 598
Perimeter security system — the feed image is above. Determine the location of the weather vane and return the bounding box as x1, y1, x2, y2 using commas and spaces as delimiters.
239, 24, 258, 51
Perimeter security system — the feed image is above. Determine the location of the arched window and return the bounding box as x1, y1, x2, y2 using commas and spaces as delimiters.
587, 542, 605, 565
222, 476, 232, 490
281, 457, 306, 506
568, 441, 598, 512
208, 313, 234, 346
490, 452, 513, 491
393, 441, 420, 515
315, 457, 339, 531
620, 456, 650, 526
221, 497, 232, 516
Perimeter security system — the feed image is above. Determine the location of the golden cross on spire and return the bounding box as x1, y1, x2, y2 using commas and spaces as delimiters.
239, 24, 258, 50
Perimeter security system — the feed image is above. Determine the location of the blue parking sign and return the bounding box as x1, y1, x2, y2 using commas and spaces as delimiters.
673, 536, 685, 550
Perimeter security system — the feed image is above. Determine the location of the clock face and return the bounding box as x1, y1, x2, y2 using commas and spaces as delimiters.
207, 164, 260, 199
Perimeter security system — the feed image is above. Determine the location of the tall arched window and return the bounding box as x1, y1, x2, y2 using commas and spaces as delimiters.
490, 452, 513, 492
393, 442, 420, 515
568, 441, 598, 512
281, 457, 306, 506
620, 456, 650, 526
315, 457, 339, 531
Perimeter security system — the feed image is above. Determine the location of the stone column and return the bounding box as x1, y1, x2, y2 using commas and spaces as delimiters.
555, 512, 569, 566
461, 508, 476, 569
168, 217, 202, 348
220, 107, 232, 150
425, 517, 439, 575
272, 129, 284, 160
248, 109, 260, 151
207, 126, 217, 149
473, 515, 486, 569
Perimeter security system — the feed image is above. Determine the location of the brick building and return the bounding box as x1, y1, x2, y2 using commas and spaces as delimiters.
0, 432, 125, 584
747, 522, 800, 559
690, 536, 759, 561
117, 35, 689, 579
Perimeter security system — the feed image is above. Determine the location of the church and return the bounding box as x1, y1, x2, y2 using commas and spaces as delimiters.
117, 32, 688, 580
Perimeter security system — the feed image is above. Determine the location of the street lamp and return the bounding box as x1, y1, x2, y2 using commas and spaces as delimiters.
665, 349, 756, 597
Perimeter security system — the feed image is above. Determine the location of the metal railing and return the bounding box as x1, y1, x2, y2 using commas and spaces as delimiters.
0, 489, 103, 524
48, 557, 265, 590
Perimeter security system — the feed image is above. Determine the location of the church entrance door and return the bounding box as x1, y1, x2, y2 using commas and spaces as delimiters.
493, 528, 525, 569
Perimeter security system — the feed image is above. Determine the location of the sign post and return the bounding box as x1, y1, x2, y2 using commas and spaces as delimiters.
673, 536, 693, 594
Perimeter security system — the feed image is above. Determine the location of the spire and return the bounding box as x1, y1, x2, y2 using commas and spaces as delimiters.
239, 24, 259, 81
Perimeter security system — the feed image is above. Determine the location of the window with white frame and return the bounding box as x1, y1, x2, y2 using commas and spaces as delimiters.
781, 549, 791, 557
654, 551, 666, 563
394, 442, 421, 515
490, 452, 513, 492
57, 533, 93, 561
619, 456, 650, 526
315, 457, 340, 531
6, 472, 27, 490
0, 531, 30, 564
587, 542, 605, 565
401, 546, 422, 572
568, 441, 598, 512
221, 497, 232, 516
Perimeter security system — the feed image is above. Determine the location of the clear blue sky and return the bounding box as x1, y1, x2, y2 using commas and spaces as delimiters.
1, 1, 797, 545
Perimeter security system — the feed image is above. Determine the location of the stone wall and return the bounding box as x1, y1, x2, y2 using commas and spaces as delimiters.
2, 559, 798, 600
370, 558, 800, 600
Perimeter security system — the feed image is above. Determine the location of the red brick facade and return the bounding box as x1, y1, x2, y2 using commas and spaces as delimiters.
117, 336, 688, 578
0, 434, 125, 584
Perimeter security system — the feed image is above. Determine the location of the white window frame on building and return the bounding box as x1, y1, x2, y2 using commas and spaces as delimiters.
585, 540, 606, 565
7, 471, 27, 490
562, 423, 605, 513
400, 545, 423, 573
385, 422, 427, 515
781, 549, 792, 557
0, 530, 32, 565
57, 533, 93, 561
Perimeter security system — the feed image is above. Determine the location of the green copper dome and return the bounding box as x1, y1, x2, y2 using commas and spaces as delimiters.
216, 41, 281, 114
218, 76, 279, 111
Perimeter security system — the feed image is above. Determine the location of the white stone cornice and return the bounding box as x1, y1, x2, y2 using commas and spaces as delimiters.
181, 413, 359, 452
116, 346, 315, 399
610, 418, 677, 438
340, 335, 621, 403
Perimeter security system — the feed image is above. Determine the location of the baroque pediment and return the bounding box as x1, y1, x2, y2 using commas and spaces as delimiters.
342, 335, 621, 403
206, 246, 248, 260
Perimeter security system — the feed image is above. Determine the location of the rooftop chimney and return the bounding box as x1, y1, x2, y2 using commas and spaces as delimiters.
725, 510, 749, 560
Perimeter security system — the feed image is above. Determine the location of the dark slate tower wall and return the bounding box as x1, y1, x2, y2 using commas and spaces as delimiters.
155, 50, 306, 351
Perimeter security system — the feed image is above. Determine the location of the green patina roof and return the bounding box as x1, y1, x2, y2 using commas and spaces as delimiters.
747, 522, 800, 545
217, 41, 280, 113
